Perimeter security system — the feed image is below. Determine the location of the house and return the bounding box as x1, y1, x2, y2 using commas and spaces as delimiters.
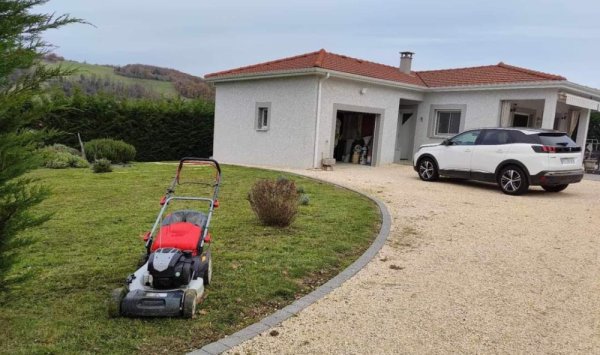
204, 49, 600, 169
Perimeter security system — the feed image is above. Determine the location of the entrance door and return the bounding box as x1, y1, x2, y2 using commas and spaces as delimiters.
395, 110, 416, 162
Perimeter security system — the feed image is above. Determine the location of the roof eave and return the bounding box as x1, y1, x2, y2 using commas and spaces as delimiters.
205, 67, 427, 91
427, 80, 600, 99
204, 68, 319, 83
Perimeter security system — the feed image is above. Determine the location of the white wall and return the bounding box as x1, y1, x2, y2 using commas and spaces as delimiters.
212, 76, 318, 168
319, 77, 423, 166
413, 88, 560, 154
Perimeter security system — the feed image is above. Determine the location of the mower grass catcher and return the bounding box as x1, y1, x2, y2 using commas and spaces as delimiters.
108, 158, 221, 318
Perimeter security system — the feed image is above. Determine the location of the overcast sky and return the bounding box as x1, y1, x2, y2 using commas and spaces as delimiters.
39, 0, 600, 88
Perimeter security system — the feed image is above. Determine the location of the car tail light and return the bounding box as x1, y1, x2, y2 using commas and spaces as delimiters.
532, 145, 556, 153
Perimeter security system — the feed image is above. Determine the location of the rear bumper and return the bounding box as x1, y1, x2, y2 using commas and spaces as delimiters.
530, 169, 584, 186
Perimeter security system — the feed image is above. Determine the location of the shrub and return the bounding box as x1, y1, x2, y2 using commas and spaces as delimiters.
41, 93, 214, 162
40, 145, 89, 169
92, 159, 112, 173
299, 194, 310, 206
84, 138, 136, 163
296, 186, 305, 194
43, 143, 81, 156
248, 178, 299, 227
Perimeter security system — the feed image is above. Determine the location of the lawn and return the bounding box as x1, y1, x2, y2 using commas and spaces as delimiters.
0, 163, 380, 354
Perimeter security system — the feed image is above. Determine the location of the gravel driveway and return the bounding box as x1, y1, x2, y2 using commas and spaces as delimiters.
228, 164, 600, 354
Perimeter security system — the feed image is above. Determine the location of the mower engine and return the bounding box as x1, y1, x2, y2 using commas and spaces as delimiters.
147, 248, 197, 289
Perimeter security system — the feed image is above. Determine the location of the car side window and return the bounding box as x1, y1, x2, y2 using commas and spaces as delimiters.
479, 130, 512, 145
449, 130, 480, 146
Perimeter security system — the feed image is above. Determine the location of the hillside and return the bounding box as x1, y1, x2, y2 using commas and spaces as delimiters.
43, 54, 214, 100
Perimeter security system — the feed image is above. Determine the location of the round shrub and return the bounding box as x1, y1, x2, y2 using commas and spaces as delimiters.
248, 178, 298, 227
92, 158, 112, 173
299, 194, 310, 206
40, 145, 89, 169
84, 138, 136, 164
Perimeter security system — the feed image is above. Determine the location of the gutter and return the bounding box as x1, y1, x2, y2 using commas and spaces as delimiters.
313, 72, 330, 168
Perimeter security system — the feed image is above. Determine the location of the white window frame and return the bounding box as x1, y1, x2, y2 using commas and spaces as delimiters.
434, 110, 462, 137
255, 102, 271, 131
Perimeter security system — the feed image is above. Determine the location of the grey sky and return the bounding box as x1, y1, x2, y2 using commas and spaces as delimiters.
40, 0, 600, 88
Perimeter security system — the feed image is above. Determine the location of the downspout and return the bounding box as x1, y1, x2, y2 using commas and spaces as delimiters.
313, 72, 330, 168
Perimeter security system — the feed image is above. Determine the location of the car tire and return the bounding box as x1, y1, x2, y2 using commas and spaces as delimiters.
498, 165, 529, 195
541, 184, 569, 192
418, 157, 439, 181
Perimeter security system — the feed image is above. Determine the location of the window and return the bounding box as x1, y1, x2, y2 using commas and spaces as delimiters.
449, 130, 480, 146
256, 104, 270, 131
479, 130, 512, 145
435, 110, 461, 136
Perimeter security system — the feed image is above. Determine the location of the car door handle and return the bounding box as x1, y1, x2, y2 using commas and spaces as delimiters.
464, 149, 471, 152
496, 149, 504, 153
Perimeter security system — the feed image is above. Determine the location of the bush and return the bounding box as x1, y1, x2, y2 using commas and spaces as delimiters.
84, 138, 136, 163
40, 145, 89, 169
92, 159, 112, 173
41, 92, 214, 162
299, 194, 310, 206
248, 178, 299, 227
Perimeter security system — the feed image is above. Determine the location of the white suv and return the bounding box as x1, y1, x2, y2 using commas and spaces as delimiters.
413, 128, 584, 195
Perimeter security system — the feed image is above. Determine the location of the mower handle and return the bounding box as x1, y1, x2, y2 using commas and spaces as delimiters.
178, 157, 221, 175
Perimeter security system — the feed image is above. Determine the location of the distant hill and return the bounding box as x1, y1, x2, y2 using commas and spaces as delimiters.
43, 54, 214, 100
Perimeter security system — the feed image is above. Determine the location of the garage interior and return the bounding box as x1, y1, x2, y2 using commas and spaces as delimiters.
333, 110, 377, 166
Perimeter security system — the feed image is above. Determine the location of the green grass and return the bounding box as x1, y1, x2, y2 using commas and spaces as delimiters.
45, 60, 178, 97
0, 163, 380, 354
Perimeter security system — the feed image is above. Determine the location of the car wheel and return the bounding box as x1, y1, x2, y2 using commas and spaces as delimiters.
418, 158, 439, 181
541, 184, 568, 192
498, 165, 529, 195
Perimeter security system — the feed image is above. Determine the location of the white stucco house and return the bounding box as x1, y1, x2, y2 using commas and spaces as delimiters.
204, 49, 600, 169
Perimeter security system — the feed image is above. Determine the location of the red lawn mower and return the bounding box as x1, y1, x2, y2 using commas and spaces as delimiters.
108, 158, 221, 318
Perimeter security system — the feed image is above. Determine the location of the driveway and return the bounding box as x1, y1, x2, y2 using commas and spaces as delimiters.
229, 164, 600, 354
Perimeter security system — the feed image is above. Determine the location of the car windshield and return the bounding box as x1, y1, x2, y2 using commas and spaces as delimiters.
537, 133, 577, 147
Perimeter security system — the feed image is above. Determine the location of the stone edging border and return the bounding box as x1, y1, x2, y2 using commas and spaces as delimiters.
189, 177, 392, 355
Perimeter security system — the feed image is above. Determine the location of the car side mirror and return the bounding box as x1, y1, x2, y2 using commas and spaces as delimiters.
442, 139, 452, 146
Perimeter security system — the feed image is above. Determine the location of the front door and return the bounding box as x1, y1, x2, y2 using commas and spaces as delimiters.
394, 110, 416, 162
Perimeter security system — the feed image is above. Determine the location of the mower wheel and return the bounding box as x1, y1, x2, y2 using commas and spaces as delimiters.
108, 287, 127, 318
203, 255, 212, 286
182, 289, 198, 318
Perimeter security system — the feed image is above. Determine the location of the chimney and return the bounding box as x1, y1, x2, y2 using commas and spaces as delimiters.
400, 51, 414, 74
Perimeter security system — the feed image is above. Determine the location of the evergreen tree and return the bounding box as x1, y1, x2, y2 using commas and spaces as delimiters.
0, 0, 83, 282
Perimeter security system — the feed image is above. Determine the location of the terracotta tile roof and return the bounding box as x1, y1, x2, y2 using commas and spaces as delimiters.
416, 62, 566, 87
205, 49, 566, 88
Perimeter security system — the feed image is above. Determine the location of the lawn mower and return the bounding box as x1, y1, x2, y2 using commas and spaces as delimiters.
108, 157, 221, 318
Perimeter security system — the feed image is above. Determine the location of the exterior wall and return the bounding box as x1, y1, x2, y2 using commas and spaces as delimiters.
413, 88, 560, 156
212, 76, 318, 168
318, 77, 423, 166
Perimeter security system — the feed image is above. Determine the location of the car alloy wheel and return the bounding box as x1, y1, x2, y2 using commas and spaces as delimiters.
419, 160, 435, 180
500, 169, 522, 192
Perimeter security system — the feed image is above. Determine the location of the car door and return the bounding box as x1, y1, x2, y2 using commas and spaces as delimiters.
470, 129, 511, 181
437, 130, 481, 177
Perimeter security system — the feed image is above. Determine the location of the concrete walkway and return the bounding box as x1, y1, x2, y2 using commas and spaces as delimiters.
228, 165, 600, 354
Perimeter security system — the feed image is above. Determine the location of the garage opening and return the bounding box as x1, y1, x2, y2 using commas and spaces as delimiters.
333, 110, 378, 166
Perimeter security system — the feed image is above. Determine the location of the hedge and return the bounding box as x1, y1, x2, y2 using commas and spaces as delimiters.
40, 92, 214, 161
